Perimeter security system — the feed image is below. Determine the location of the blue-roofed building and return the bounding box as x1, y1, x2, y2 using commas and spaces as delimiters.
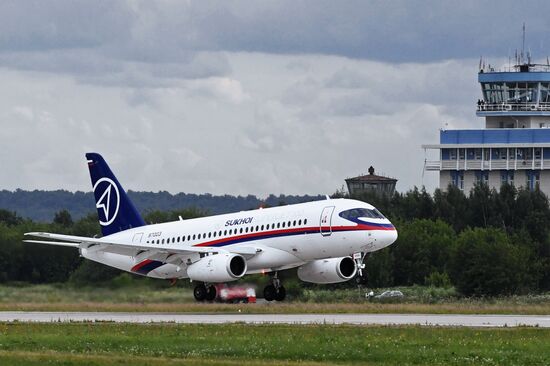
422, 57, 550, 194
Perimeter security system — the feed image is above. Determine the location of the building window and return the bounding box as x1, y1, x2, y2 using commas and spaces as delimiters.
501, 171, 515, 186
475, 171, 489, 184
527, 171, 540, 191
475, 149, 482, 160
449, 149, 457, 160
451, 171, 464, 190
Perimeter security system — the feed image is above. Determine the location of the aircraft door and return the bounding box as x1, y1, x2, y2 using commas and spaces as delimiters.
132, 233, 144, 243
320, 206, 335, 236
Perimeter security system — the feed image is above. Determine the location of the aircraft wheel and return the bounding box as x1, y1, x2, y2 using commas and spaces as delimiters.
355, 274, 368, 285
206, 285, 217, 301
264, 284, 276, 301
194, 284, 207, 302
274, 286, 286, 301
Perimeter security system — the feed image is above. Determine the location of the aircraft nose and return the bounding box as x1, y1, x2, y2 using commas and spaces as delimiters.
379, 226, 398, 248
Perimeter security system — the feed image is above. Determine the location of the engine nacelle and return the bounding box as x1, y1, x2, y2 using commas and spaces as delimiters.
187, 253, 247, 283
297, 257, 357, 284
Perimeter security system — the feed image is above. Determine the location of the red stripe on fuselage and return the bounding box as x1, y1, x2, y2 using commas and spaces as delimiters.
193, 224, 395, 248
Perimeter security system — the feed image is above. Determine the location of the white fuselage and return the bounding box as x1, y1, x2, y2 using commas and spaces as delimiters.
81, 198, 397, 279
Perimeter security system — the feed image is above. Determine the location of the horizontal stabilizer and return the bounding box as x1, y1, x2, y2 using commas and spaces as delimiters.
23, 240, 80, 248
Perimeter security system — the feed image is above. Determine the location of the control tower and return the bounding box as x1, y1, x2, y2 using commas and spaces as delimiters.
422, 49, 550, 195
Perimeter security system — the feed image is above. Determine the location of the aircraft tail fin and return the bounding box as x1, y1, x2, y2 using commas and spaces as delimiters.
86, 153, 146, 236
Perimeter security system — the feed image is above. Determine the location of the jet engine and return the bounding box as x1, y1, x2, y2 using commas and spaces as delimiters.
297, 257, 357, 284
187, 253, 247, 283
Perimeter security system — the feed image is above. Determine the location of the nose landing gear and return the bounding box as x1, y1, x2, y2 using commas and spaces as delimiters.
354, 252, 369, 285
263, 272, 286, 301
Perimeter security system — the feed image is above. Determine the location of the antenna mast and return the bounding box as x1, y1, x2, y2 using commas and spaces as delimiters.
522, 22, 526, 63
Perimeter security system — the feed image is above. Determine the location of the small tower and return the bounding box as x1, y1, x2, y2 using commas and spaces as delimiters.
345, 166, 397, 197
423, 33, 550, 194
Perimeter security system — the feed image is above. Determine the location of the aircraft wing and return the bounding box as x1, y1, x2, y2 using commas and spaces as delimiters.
23, 232, 261, 258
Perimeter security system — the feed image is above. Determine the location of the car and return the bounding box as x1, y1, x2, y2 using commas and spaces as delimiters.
215, 284, 256, 303
374, 290, 404, 299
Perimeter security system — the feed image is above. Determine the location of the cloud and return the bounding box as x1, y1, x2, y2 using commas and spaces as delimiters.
185, 77, 250, 104
1, 1, 548, 69
0, 2, 547, 198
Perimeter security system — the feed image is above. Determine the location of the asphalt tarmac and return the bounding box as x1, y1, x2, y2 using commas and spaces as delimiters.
0, 312, 548, 327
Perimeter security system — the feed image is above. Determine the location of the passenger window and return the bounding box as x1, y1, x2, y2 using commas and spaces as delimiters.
182, 236, 185, 242
288, 221, 291, 227
282, 222, 285, 228
240, 228, 243, 234
224, 230, 227, 235
293, 220, 296, 226
277, 223, 281, 228
219, 231, 222, 236
304, 219, 308, 225
213, 232, 216, 238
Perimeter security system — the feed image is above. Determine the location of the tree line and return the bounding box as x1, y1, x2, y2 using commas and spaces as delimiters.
351, 183, 550, 296
0, 183, 549, 296
0, 189, 324, 222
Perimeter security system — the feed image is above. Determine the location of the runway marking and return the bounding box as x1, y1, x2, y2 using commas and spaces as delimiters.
0, 312, 549, 327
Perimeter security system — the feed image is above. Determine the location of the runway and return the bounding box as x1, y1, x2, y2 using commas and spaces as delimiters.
0, 312, 549, 327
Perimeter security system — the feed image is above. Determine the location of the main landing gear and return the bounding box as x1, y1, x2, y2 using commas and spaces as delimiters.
263, 272, 286, 302
193, 283, 217, 302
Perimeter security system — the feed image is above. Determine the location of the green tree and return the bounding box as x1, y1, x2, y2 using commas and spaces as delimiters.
144, 208, 207, 224
433, 185, 470, 232
365, 247, 394, 287
53, 209, 73, 227
0, 209, 22, 226
391, 219, 456, 286
450, 227, 533, 296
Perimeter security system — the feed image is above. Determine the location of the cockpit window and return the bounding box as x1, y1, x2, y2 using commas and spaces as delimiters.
339, 208, 385, 220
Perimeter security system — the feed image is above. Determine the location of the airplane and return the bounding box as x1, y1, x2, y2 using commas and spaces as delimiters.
24, 153, 398, 302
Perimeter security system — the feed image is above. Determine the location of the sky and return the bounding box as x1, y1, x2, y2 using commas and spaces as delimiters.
1, 0, 549, 197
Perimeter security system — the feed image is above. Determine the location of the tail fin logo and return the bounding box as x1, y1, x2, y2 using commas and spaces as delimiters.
93, 178, 120, 226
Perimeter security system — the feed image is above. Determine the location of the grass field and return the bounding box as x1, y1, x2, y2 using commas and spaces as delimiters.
2, 284, 550, 315
0, 323, 549, 365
